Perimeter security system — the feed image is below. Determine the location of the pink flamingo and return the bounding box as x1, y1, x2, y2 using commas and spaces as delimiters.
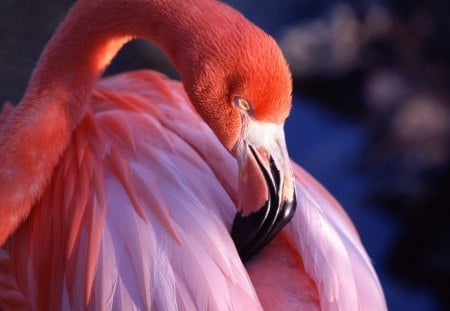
0, 0, 386, 310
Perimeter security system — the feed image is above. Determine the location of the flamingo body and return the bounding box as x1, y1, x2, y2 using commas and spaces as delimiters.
0, 0, 386, 310
1, 70, 384, 310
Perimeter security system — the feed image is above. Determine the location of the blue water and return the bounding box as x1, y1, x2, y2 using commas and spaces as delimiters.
285, 97, 443, 311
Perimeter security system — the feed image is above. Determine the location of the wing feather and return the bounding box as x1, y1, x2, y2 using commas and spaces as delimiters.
285, 163, 387, 310
0, 70, 384, 310
0, 70, 262, 310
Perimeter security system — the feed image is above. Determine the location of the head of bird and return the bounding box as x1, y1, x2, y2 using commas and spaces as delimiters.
174, 6, 296, 261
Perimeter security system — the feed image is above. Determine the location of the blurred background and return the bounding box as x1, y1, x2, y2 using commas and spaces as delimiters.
0, 1, 449, 310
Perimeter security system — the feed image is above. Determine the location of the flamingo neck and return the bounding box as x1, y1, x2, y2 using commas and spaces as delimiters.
0, 0, 252, 244
25, 0, 237, 129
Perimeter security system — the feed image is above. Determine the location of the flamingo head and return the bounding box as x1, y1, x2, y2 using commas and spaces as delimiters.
230, 95, 297, 262
180, 9, 296, 261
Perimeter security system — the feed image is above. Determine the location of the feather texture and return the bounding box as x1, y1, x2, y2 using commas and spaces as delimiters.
0, 70, 385, 310
285, 163, 386, 310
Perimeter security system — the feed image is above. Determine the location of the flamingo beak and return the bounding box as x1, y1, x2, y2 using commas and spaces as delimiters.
231, 121, 296, 261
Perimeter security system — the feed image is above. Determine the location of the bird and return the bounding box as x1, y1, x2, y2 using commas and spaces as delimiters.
0, 0, 387, 310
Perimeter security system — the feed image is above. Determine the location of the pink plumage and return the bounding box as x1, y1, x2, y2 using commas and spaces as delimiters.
0, 0, 387, 310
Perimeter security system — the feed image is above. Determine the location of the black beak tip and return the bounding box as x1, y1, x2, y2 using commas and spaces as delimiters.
231, 192, 297, 262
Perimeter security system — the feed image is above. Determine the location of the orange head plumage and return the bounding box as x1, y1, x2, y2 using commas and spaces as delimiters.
166, 1, 293, 151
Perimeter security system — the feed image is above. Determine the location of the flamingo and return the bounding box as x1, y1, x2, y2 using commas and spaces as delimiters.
0, 0, 387, 310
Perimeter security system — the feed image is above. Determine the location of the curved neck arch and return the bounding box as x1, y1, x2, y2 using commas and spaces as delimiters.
0, 0, 256, 244
26, 0, 244, 128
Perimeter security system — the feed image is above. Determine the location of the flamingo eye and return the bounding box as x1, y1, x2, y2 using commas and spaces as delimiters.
235, 97, 251, 112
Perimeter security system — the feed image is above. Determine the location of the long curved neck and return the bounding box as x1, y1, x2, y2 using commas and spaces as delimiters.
27, 0, 231, 128
0, 0, 248, 244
